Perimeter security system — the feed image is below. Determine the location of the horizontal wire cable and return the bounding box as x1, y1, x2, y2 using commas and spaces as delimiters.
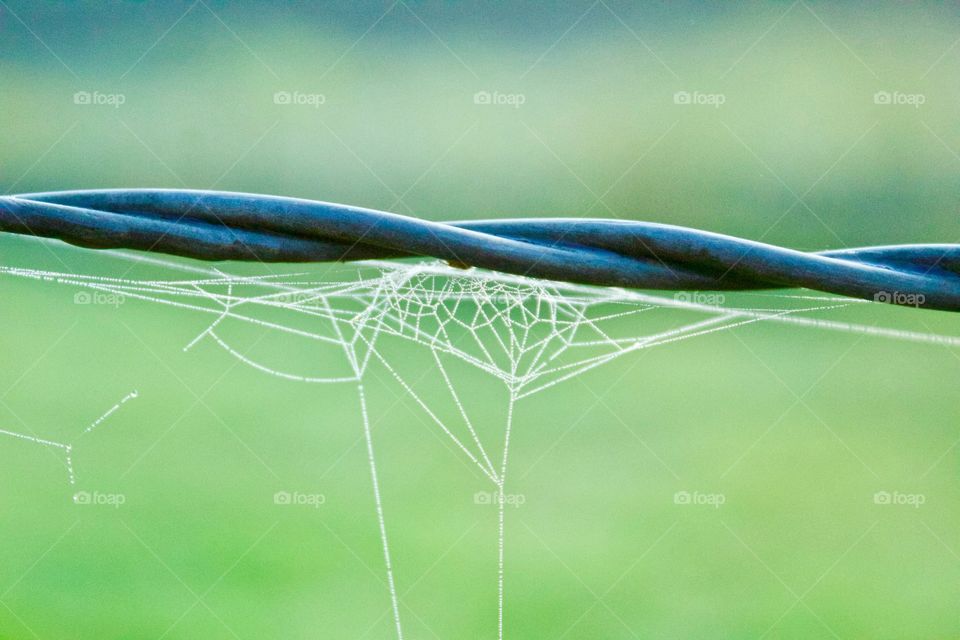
0, 188, 958, 311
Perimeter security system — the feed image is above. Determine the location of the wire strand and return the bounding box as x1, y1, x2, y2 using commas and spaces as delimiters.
1, 189, 958, 311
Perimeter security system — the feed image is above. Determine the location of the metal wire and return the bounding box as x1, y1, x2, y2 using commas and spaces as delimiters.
1, 188, 958, 311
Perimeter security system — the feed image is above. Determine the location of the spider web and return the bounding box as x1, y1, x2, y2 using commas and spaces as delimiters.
1, 247, 958, 640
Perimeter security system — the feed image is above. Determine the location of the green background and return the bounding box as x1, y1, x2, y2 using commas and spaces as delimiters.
1, 2, 959, 638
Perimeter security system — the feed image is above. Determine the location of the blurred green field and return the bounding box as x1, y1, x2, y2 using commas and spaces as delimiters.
1, 2, 959, 638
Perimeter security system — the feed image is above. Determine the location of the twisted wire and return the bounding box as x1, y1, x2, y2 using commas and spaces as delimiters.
0, 188, 958, 311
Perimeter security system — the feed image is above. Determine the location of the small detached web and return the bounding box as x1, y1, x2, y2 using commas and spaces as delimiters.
1, 249, 958, 640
